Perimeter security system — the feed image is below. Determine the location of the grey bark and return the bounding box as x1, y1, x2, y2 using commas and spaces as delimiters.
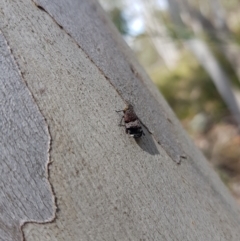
0, 0, 240, 241
0, 31, 54, 241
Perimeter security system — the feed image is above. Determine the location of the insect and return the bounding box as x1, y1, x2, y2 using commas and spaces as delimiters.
116, 104, 144, 138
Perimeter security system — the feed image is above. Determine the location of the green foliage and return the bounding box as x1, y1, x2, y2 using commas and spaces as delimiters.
134, 34, 160, 68
160, 12, 194, 41
109, 7, 129, 35
150, 54, 228, 122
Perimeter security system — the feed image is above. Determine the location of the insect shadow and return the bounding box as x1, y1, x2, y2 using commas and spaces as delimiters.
134, 126, 159, 156
116, 104, 159, 156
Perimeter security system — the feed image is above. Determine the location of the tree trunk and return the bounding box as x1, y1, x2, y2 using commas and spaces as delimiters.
141, 0, 180, 69
186, 38, 240, 126
0, 0, 240, 240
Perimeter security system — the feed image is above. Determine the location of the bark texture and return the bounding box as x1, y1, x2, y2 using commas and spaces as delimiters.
0, 0, 240, 240
0, 31, 54, 241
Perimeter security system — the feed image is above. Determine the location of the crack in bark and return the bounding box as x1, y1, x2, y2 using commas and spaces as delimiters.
0, 30, 57, 240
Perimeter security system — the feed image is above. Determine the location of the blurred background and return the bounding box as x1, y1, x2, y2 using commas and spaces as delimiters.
99, 0, 240, 203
